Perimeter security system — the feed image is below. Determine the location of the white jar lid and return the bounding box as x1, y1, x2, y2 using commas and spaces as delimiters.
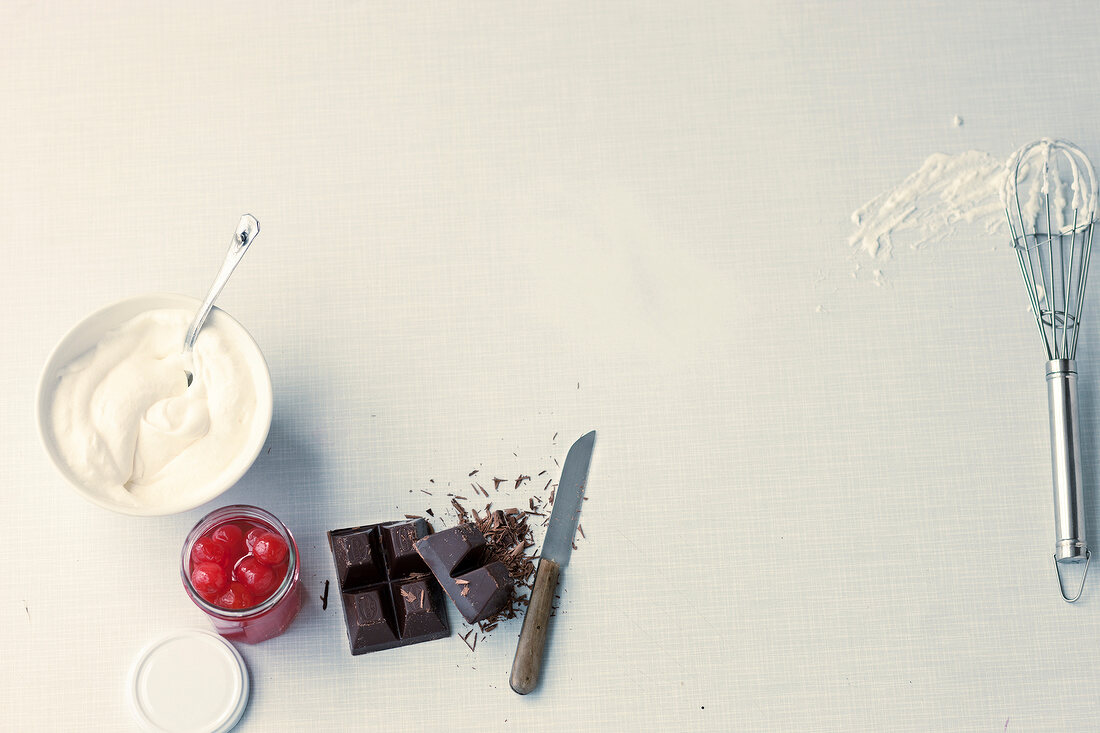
127, 629, 249, 733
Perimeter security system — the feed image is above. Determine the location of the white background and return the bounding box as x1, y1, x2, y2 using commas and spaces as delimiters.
5, 2, 1100, 731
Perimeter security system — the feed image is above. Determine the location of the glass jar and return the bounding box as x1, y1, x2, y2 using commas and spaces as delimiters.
181, 504, 303, 644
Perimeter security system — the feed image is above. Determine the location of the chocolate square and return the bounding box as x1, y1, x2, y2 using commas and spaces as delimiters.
380, 519, 431, 578
392, 578, 449, 640
328, 526, 384, 590
341, 587, 399, 654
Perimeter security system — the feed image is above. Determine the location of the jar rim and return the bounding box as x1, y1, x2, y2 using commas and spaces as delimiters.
181, 504, 299, 620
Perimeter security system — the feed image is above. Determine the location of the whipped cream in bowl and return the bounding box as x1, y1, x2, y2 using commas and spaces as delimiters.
36, 294, 273, 516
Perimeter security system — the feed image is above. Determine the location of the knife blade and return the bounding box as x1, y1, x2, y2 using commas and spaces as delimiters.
510, 430, 595, 695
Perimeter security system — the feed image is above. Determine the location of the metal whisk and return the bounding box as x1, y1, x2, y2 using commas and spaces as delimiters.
1004, 138, 1099, 602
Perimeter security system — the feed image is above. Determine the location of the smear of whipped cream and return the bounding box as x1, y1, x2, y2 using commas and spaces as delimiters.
849, 150, 1007, 258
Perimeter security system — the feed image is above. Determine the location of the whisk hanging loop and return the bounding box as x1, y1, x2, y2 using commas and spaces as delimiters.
1055, 549, 1090, 603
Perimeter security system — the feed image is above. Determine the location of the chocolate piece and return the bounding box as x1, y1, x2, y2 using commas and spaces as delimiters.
328, 520, 449, 655
393, 577, 447, 638
328, 526, 384, 589
414, 524, 514, 623
341, 587, 399, 651
380, 519, 431, 578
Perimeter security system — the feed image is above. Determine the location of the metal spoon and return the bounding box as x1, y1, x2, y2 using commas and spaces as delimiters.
182, 214, 260, 386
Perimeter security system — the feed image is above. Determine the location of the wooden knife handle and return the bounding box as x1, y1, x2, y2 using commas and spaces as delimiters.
509, 558, 560, 695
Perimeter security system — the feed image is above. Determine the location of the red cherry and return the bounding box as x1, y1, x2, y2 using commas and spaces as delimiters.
252, 533, 288, 566
269, 561, 289, 588
191, 562, 229, 596
235, 556, 279, 598
245, 527, 266, 551
216, 581, 255, 610
211, 524, 246, 559
191, 537, 229, 566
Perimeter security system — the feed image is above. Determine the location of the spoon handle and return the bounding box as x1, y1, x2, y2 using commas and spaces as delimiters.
183, 215, 260, 353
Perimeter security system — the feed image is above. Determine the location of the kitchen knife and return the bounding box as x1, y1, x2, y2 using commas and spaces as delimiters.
509, 430, 595, 695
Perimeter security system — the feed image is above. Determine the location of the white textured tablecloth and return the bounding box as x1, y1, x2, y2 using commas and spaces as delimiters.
7, 2, 1100, 731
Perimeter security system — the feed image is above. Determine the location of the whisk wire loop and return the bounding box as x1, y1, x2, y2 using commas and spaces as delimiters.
1072, 218, 1095, 357
1004, 139, 1098, 361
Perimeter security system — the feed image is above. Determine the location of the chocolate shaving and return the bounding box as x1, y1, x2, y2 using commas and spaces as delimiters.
538, 470, 547, 476
578, 524, 585, 539
320, 580, 330, 610
420, 489, 432, 495
492, 477, 505, 491
420, 589, 425, 609
400, 588, 417, 603
426, 508, 434, 517
469, 469, 479, 476
404, 514, 422, 519
515, 475, 530, 489
460, 585, 470, 597
553, 432, 558, 441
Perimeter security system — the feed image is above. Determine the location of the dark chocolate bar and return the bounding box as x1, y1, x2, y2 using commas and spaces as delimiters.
328, 519, 449, 655
414, 524, 513, 623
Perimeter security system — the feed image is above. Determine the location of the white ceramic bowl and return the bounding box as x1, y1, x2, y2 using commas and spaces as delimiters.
36, 293, 274, 516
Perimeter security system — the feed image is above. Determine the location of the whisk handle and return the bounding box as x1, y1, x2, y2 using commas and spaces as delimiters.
1046, 359, 1090, 600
